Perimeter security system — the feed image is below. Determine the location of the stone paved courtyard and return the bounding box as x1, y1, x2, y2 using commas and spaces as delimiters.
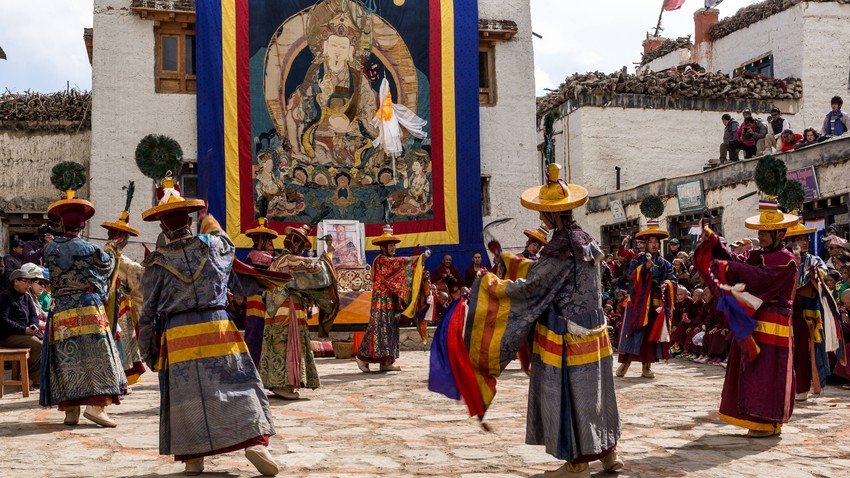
3, 352, 850, 477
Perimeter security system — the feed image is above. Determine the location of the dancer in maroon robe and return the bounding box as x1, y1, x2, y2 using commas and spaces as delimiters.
694, 198, 798, 437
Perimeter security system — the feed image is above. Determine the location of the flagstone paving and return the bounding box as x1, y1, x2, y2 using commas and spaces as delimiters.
3, 353, 850, 477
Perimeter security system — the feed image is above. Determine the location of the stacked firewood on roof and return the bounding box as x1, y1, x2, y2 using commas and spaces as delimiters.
0, 89, 91, 132
640, 36, 693, 66
536, 69, 802, 119
710, 0, 850, 40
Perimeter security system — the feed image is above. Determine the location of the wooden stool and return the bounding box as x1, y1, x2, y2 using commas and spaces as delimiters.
0, 348, 30, 398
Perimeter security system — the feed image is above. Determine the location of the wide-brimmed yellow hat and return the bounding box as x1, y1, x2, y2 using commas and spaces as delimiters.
784, 222, 817, 238
142, 176, 205, 221
246, 217, 279, 240
521, 163, 588, 212
635, 219, 669, 240
523, 226, 549, 245
47, 190, 95, 223
372, 224, 401, 246
744, 199, 800, 231
101, 210, 140, 237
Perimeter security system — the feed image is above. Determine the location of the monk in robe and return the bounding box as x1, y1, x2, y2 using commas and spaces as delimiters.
693, 199, 798, 437
670, 286, 694, 355
355, 224, 430, 372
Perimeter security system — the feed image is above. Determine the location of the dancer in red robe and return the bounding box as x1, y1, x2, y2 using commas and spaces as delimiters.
694, 198, 798, 437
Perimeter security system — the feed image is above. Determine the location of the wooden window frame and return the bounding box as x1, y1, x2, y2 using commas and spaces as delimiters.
154, 21, 196, 94
479, 42, 497, 106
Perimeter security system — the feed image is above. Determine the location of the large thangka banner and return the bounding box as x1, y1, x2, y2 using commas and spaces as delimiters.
197, 0, 482, 250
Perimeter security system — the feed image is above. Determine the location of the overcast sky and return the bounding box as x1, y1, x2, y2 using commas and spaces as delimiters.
0, 0, 759, 94
530, 0, 759, 95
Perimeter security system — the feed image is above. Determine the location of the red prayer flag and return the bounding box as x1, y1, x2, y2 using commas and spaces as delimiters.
663, 0, 686, 11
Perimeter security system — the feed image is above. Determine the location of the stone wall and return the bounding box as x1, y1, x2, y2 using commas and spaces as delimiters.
90, 0, 197, 259
477, 0, 539, 253
0, 129, 92, 252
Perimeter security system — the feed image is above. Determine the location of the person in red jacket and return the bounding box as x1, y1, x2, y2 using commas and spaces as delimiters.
778, 129, 803, 152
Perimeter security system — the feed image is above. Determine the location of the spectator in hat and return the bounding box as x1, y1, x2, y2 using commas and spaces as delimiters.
822, 96, 850, 137
0, 268, 44, 388
665, 238, 681, 263
742, 109, 769, 156
2, 237, 25, 287
766, 107, 790, 151
778, 129, 803, 152
715, 113, 739, 165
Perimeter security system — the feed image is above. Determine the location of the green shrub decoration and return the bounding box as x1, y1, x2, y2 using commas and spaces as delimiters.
50, 161, 87, 192
639, 195, 664, 220
135, 134, 184, 180
779, 179, 805, 213
754, 155, 787, 197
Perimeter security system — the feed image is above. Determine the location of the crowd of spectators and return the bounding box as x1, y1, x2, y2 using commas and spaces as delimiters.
600, 225, 850, 373
715, 96, 848, 165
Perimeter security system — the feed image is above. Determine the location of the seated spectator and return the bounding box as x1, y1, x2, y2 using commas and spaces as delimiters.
766, 107, 790, 151
672, 259, 690, 285
778, 129, 802, 152
2, 238, 25, 288
795, 128, 823, 150
822, 95, 850, 137
714, 113, 739, 165
20, 263, 50, 328
826, 238, 849, 269
837, 265, 850, 299
826, 269, 840, 299
433, 254, 463, 288
832, 252, 850, 274
464, 252, 488, 288
670, 286, 694, 356
689, 287, 718, 363
742, 109, 769, 156
729, 117, 758, 160
0, 268, 43, 388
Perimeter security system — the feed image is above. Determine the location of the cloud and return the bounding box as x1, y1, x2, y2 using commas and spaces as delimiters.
531, 0, 758, 94
534, 65, 556, 96
0, 0, 92, 92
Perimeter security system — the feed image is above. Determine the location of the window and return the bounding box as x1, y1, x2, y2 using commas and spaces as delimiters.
481, 175, 491, 216
735, 54, 773, 78
478, 43, 496, 106
601, 219, 639, 254
668, 208, 723, 252
155, 22, 196, 93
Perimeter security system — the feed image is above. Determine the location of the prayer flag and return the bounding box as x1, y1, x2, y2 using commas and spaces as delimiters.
663, 0, 687, 11
705, 0, 724, 8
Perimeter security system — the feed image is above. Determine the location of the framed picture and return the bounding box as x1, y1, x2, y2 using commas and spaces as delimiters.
317, 220, 366, 269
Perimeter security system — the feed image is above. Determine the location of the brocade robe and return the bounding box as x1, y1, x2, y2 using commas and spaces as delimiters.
40, 237, 127, 408
618, 253, 676, 364
356, 253, 427, 364
107, 251, 146, 385
430, 226, 620, 462
260, 251, 337, 390
138, 219, 275, 458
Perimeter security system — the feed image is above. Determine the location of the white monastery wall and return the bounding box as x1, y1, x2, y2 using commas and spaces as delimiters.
556, 106, 796, 197
800, 2, 850, 131
90, 0, 197, 255
704, 7, 804, 80
643, 48, 691, 74
477, 0, 539, 252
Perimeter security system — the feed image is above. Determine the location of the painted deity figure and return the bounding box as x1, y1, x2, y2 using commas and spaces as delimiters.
282, 0, 379, 168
